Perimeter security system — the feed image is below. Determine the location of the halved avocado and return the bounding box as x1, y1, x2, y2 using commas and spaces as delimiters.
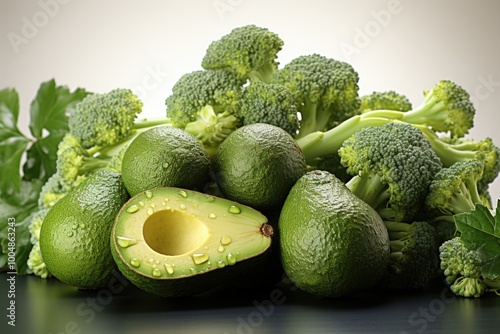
111, 187, 273, 297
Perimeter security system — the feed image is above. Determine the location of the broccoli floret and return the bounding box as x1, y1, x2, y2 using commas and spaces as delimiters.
27, 208, 52, 278
296, 80, 477, 163
360, 90, 412, 113
425, 160, 485, 219
383, 221, 440, 290
306, 153, 352, 184
238, 81, 300, 136
339, 122, 442, 222
69, 88, 144, 149
273, 54, 361, 138
201, 25, 284, 83
37, 173, 71, 209
439, 237, 487, 298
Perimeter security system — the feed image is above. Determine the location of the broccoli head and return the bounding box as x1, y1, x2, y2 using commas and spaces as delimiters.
273, 54, 361, 138
383, 221, 440, 290
339, 122, 442, 222
166, 69, 244, 128
69, 88, 143, 149
201, 25, 284, 83
439, 237, 487, 298
238, 81, 300, 136
360, 90, 412, 113
425, 160, 485, 219
37, 173, 72, 209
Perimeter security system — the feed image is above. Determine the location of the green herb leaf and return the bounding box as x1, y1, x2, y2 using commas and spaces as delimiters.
455, 201, 500, 279
0, 88, 30, 196
24, 80, 89, 182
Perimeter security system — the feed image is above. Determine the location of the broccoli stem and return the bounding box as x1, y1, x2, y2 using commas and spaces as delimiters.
78, 156, 110, 175
132, 117, 172, 130
446, 182, 481, 214
345, 173, 390, 210
296, 115, 394, 162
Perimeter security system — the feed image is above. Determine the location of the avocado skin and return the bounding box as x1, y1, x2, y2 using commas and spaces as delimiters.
279, 170, 390, 298
40, 169, 130, 289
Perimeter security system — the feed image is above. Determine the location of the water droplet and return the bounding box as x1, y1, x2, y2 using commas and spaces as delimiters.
145, 190, 153, 199
208, 213, 217, 219
67, 231, 74, 237
220, 235, 231, 245
116, 236, 138, 248
228, 205, 241, 214
217, 260, 226, 268
164, 263, 174, 275
217, 246, 224, 253
151, 203, 156, 208
205, 195, 215, 202
227, 253, 236, 266
179, 204, 186, 210
192, 253, 209, 265
164, 197, 169, 202
127, 205, 139, 213
178, 190, 187, 198
72, 224, 77, 230
162, 162, 169, 169
79, 223, 86, 229
147, 208, 154, 215
130, 258, 140, 267
139, 201, 145, 207
189, 268, 196, 274
152, 268, 162, 277
148, 258, 155, 264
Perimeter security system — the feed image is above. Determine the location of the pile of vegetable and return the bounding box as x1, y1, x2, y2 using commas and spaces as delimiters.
1, 24, 499, 299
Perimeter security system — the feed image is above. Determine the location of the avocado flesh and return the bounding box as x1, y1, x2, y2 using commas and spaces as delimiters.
111, 187, 273, 297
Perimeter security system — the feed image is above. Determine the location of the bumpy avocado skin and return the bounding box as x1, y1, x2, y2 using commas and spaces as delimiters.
279, 170, 390, 298
40, 169, 130, 289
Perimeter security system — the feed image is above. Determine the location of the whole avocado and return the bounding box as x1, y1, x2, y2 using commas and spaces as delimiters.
279, 170, 390, 298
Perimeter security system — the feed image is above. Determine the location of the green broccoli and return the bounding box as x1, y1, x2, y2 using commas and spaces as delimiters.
425, 160, 486, 219
69, 88, 144, 149
360, 90, 412, 113
383, 221, 440, 290
37, 173, 72, 209
201, 25, 284, 83
296, 80, 477, 162
238, 81, 300, 136
273, 54, 361, 138
439, 237, 492, 298
339, 122, 442, 222
27, 208, 51, 278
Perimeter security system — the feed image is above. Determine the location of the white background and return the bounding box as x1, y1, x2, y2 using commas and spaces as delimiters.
1, 0, 500, 202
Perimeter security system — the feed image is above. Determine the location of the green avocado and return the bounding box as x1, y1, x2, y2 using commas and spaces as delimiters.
110, 187, 274, 297
39, 169, 130, 289
279, 170, 390, 298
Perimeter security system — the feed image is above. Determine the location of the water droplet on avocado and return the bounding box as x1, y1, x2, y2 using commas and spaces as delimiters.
116, 236, 138, 248
227, 253, 236, 265
178, 190, 187, 198
179, 204, 186, 210
164, 263, 174, 275
127, 205, 139, 213
130, 258, 140, 267
189, 268, 196, 274
162, 162, 169, 169
147, 208, 154, 215
205, 196, 215, 202
228, 205, 241, 214
79, 223, 85, 229
145, 190, 153, 199
208, 213, 217, 219
220, 235, 231, 245
67, 231, 74, 237
217, 246, 224, 253
217, 260, 226, 268
152, 268, 162, 277
139, 201, 145, 207
192, 253, 209, 265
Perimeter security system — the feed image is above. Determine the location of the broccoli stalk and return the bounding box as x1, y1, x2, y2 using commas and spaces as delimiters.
296, 80, 478, 161
360, 90, 412, 113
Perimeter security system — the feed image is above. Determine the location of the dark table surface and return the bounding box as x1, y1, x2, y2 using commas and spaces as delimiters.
1, 273, 499, 334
